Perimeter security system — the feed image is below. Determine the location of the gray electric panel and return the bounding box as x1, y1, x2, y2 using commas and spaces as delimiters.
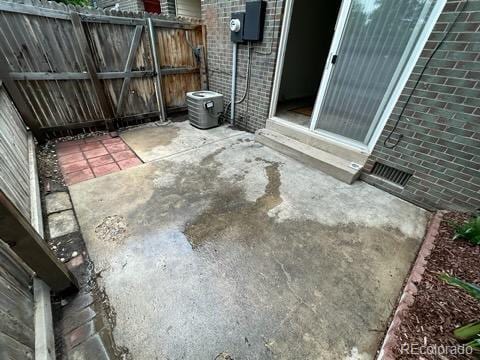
244, 1, 266, 42
186, 91, 224, 129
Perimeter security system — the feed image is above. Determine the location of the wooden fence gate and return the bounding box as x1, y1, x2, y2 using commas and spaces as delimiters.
0, 0, 207, 139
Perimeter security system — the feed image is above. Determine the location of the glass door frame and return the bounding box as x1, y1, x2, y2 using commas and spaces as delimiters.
269, 0, 446, 153
309, 0, 447, 152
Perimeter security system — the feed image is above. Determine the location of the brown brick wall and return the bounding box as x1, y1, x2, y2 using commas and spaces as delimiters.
362, 0, 480, 212
202, 0, 284, 132
202, 0, 479, 211
160, 0, 176, 16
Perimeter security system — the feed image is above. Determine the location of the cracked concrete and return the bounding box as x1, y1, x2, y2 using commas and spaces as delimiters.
69, 121, 429, 359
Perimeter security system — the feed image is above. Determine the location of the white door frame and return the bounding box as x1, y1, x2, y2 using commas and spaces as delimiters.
269, 0, 446, 153
268, 0, 295, 119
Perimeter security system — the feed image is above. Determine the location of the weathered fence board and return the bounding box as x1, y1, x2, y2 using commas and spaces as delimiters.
0, 0, 206, 137
0, 83, 31, 220
0, 240, 35, 360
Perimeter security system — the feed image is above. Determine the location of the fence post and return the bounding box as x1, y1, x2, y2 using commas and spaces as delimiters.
147, 17, 167, 121
70, 12, 115, 130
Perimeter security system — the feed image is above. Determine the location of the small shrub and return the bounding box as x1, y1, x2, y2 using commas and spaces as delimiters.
453, 216, 480, 245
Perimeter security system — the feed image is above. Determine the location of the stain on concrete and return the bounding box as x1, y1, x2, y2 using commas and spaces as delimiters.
69, 129, 428, 359
200, 146, 226, 167
184, 152, 283, 248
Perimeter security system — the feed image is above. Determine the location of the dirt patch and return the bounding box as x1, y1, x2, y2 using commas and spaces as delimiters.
392, 212, 480, 359
37, 141, 66, 192
95, 215, 128, 242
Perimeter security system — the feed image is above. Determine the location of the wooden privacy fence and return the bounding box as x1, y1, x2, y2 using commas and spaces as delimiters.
0, 0, 208, 139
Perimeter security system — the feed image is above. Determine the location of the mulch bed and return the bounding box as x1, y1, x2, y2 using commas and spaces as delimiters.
392, 212, 480, 359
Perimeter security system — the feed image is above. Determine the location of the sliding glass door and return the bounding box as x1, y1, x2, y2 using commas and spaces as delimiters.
311, 0, 444, 147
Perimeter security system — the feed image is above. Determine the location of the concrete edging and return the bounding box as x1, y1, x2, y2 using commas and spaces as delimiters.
377, 210, 446, 360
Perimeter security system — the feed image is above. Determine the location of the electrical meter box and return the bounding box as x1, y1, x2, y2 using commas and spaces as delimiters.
243, 1, 266, 42
230, 12, 245, 43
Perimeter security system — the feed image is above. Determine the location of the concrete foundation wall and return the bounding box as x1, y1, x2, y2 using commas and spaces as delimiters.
362, 0, 480, 212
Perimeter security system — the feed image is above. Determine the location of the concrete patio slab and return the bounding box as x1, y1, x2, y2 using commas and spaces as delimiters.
69, 121, 429, 359
120, 118, 243, 162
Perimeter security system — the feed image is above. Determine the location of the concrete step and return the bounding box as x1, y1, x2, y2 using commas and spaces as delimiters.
266, 117, 369, 165
255, 129, 361, 184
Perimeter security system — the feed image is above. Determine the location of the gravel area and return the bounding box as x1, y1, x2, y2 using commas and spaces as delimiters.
392, 212, 480, 359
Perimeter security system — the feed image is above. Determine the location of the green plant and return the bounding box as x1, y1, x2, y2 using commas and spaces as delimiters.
466, 338, 480, 351
439, 273, 480, 301
453, 216, 480, 245
439, 273, 480, 346
454, 321, 480, 341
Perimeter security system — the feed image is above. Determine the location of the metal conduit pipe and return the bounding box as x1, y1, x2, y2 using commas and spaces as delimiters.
230, 42, 238, 125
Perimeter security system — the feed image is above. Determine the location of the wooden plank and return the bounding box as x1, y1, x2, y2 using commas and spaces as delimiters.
0, 241, 33, 290
0, 55, 42, 139
0, 1, 70, 20
9, 73, 89, 81
0, 309, 35, 350
0, 332, 34, 360
0, 191, 78, 293
150, 18, 199, 30
116, 24, 143, 116
147, 17, 166, 121
34, 278, 55, 360
39, 111, 160, 132
70, 12, 114, 121
0, 275, 33, 326
0, 85, 31, 220
80, 13, 145, 26
9, 70, 155, 81
161, 67, 199, 75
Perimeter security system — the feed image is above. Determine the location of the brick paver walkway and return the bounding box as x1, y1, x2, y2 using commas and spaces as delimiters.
56, 134, 142, 185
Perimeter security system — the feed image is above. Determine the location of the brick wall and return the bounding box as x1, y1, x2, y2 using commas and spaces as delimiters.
202, 0, 479, 211
96, 0, 144, 11
202, 0, 284, 132
362, 0, 480, 212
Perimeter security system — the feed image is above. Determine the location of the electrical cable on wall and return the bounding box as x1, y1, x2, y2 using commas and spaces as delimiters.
223, 42, 253, 123
383, 0, 469, 149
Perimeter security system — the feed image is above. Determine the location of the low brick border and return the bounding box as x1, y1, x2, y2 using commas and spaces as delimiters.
377, 210, 446, 360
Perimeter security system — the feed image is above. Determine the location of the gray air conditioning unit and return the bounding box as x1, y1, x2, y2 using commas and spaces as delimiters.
186, 91, 224, 129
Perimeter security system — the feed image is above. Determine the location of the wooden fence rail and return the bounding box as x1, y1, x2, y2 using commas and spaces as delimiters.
0, 0, 207, 139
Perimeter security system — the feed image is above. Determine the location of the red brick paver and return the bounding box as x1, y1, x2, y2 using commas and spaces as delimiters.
92, 163, 120, 177
56, 133, 142, 185
64, 168, 95, 186
117, 157, 142, 170
87, 154, 114, 167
